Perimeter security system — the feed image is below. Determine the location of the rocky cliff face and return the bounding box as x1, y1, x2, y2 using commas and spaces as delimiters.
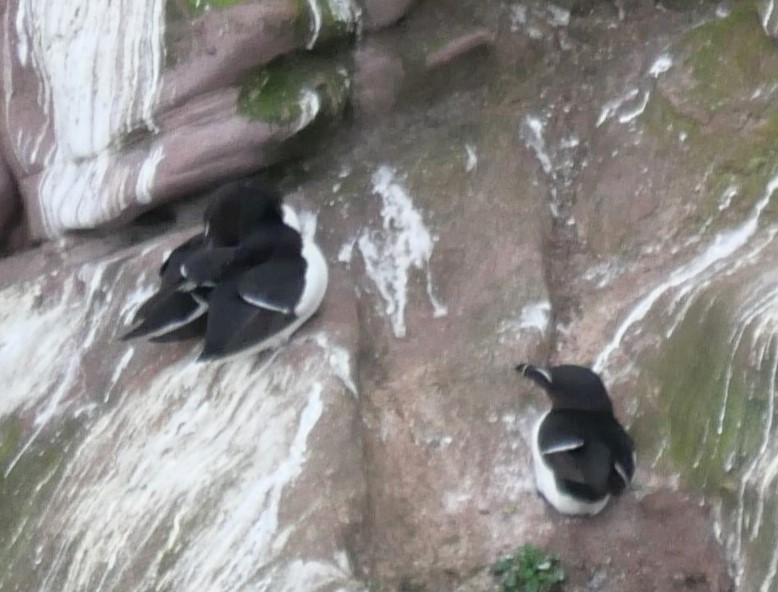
2, 0, 778, 591
0, 0, 490, 243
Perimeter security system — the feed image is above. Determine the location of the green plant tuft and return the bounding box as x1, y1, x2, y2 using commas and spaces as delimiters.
186, 0, 243, 15
492, 544, 565, 592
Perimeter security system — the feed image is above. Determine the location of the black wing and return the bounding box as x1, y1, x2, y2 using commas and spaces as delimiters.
121, 286, 207, 340
236, 258, 306, 315
604, 420, 635, 495
199, 278, 295, 361
538, 410, 631, 499
181, 247, 239, 286
149, 314, 208, 343
204, 179, 284, 246
159, 233, 206, 286
181, 224, 302, 287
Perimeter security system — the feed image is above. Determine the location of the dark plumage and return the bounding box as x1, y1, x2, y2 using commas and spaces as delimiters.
120, 234, 208, 341
516, 363, 635, 515
121, 177, 329, 361
204, 178, 285, 247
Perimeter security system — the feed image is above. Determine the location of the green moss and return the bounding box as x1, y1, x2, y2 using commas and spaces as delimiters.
238, 53, 351, 125
317, 0, 357, 42
682, 3, 778, 113
647, 296, 770, 493
643, 89, 778, 237
641, 92, 700, 143
187, 0, 244, 15
0, 414, 80, 588
492, 545, 565, 592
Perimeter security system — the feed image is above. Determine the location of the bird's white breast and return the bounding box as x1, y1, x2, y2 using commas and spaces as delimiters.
295, 238, 328, 319
530, 411, 610, 516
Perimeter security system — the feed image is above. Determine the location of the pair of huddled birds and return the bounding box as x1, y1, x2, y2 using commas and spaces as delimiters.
122, 177, 634, 516
121, 178, 328, 361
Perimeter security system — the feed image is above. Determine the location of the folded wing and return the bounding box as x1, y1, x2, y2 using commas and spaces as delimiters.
539, 410, 632, 500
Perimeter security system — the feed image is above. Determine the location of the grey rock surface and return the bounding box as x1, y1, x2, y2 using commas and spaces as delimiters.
8, 0, 778, 591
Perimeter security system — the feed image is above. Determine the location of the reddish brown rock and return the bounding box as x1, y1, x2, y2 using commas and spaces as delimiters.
362, 0, 418, 31
0, 1, 749, 592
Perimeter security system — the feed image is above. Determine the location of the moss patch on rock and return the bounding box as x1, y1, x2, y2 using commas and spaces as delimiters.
642, 87, 778, 241
186, 0, 244, 15
643, 294, 770, 493
0, 414, 79, 588
680, 2, 778, 113
315, 0, 360, 44
238, 53, 352, 125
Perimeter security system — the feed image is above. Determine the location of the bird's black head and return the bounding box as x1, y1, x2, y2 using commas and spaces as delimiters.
204, 177, 284, 247
516, 363, 613, 413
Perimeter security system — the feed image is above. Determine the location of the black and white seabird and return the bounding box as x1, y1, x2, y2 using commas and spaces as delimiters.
515, 363, 635, 516
203, 177, 287, 247
121, 178, 328, 361
121, 233, 210, 341
198, 204, 329, 361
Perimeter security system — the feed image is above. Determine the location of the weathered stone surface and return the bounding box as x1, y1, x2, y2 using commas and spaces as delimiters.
362, 0, 418, 31
0, 0, 437, 242
8, 0, 778, 591
0, 156, 20, 242
761, 0, 778, 38
1, 0, 363, 240
0, 219, 366, 592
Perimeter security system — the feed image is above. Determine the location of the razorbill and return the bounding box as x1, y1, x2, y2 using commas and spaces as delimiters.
198, 204, 329, 361
121, 180, 328, 361
203, 177, 287, 247
121, 233, 209, 341
515, 363, 635, 516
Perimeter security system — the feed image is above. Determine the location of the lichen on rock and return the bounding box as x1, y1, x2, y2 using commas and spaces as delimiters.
237, 53, 352, 127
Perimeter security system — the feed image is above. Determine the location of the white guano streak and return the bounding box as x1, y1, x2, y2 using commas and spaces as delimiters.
763, 0, 776, 31
37, 351, 338, 592
13, 0, 166, 235
595, 171, 778, 373
357, 166, 448, 338
596, 88, 639, 127
304, 0, 359, 50
648, 53, 673, 78
520, 115, 553, 175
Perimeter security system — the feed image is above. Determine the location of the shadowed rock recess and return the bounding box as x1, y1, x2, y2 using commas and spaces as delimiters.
5, 0, 778, 590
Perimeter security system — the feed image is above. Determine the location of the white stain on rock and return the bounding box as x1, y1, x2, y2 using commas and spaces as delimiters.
519, 300, 552, 333
0, 256, 129, 475
596, 89, 640, 127
36, 357, 341, 591
762, 0, 775, 30
546, 3, 570, 26
136, 145, 165, 205
357, 166, 448, 338
0, 237, 363, 591
719, 184, 739, 211
119, 272, 156, 324
464, 143, 478, 173
10, 0, 166, 235
618, 91, 650, 124
509, 4, 528, 31
520, 115, 553, 175
648, 53, 673, 78
312, 332, 358, 397
499, 300, 552, 342
595, 171, 778, 374
305, 0, 360, 49
338, 238, 356, 265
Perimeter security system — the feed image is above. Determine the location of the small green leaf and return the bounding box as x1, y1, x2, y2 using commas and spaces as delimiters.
503, 571, 517, 589
493, 558, 512, 575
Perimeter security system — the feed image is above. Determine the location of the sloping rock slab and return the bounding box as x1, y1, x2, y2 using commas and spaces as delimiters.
0, 224, 366, 592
